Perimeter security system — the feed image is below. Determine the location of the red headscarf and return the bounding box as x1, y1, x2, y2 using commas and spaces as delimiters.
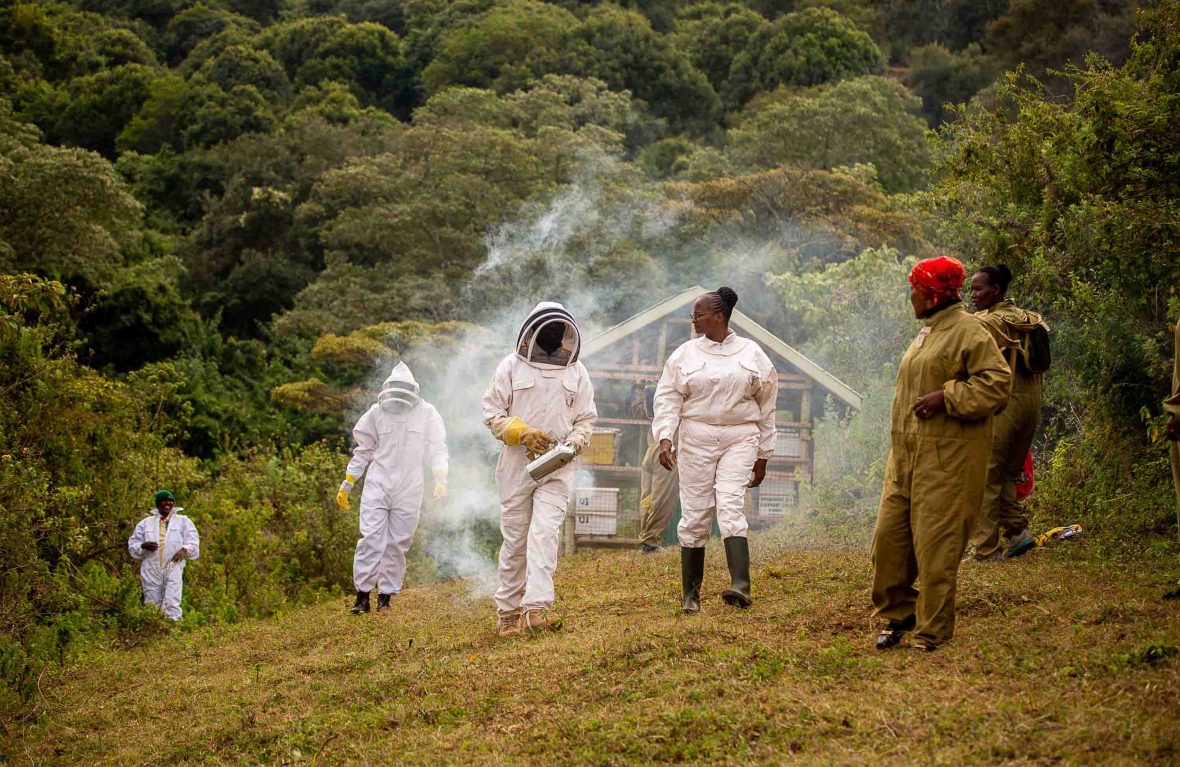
908, 256, 966, 304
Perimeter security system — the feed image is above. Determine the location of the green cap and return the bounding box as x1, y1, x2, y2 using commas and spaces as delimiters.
154, 489, 175, 506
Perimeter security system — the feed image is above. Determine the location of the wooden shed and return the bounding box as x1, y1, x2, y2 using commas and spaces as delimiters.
563, 286, 861, 550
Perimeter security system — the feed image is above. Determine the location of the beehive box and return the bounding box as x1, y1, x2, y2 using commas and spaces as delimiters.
582, 428, 621, 465
573, 487, 619, 535
773, 427, 803, 458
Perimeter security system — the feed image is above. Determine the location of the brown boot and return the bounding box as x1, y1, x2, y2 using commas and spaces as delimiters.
523, 608, 560, 632
497, 612, 522, 637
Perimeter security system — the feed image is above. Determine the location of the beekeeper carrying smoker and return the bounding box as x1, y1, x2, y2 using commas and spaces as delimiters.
128, 490, 200, 621
337, 362, 449, 614
482, 302, 597, 637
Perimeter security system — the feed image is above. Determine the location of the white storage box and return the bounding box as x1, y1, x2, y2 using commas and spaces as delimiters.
573, 488, 619, 535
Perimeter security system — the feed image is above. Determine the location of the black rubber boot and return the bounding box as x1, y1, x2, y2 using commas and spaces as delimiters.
875, 614, 916, 650
351, 590, 370, 614
680, 547, 705, 614
720, 536, 752, 608
377, 593, 392, 611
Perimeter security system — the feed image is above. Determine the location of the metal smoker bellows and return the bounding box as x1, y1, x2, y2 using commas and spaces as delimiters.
526, 442, 576, 482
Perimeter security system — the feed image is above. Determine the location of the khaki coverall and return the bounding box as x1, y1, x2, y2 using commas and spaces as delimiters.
638, 432, 679, 547
970, 300, 1045, 558
1165, 322, 1180, 548
871, 303, 1012, 646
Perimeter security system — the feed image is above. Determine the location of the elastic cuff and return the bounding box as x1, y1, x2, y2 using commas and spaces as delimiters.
756, 450, 774, 461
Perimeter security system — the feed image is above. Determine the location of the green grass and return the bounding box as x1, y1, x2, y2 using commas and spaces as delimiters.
4, 532, 1180, 765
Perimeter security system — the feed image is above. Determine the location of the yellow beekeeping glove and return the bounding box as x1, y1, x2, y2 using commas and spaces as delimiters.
433, 481, 447, 500
521, 427, 556, 454
337, 475, 357, 510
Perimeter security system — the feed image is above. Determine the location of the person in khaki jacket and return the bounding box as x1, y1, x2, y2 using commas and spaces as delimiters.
1164, 320, 1180, 601
968, 264, 1045, 560
872, 256, 1012, 651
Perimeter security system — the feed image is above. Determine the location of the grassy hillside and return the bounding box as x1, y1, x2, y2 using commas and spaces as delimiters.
5, 531, 1180, 765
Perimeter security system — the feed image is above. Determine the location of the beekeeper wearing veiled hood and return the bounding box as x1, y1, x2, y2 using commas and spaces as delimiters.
128, 490, 200, 621
337, 362, 448, 615
482, 302, 597, 637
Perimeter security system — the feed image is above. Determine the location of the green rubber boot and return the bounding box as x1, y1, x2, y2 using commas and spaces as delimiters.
721, 536, 752, 608
680, 547, 705, 614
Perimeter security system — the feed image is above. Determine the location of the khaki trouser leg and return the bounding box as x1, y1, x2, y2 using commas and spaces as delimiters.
1172, 441, 1180, 548
972, 390, 1040, 557
639, 437, 679, 547
871, 446, 919, 623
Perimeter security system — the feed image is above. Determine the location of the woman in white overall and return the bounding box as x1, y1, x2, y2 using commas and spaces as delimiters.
653, 287, 778, 613
482, 302, 597, 636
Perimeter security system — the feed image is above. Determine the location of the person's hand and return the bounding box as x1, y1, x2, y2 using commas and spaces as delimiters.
433, 481, 447, 500
336, 487, 351, 510
521, 427, 556, 454
748, 458, 768, 488
658, 439, 677, 471
1167, 413, 1180, 441
141, 541, 158, 552
171, 547, 188, 563
913, 390, 947, 420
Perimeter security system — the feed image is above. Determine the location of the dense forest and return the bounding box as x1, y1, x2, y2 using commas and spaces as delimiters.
2, 0, 1177, 717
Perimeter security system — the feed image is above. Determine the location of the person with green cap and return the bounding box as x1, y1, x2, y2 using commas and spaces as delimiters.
128, 490, 200, 620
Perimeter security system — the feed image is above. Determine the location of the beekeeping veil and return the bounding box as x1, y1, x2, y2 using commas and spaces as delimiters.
377, 362, 421, 414
516, 302, 581, 369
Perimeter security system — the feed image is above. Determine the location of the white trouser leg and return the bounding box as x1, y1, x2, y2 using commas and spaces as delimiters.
676, 421, 757, 547
495, 448, 532, 616
141, 569, 165, 611
354, 499, 391, 592
521, 481, 570, 611
162, 564, 184, 621
378, 504, 421, 595
715, 428, 758, 539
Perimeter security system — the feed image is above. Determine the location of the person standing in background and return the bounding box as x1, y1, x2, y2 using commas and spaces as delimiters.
653, 287, 778, 614
633, 379, 679, 554
871, 257, 1011, 651
1163, 320, 1180, 601
128, 490, 200, 621
968, 264, 1046, 560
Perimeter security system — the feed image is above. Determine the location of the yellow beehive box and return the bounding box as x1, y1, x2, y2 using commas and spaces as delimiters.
582, 428, 621, 465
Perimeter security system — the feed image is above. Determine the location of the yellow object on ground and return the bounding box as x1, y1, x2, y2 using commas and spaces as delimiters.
871, 303, 1011, 648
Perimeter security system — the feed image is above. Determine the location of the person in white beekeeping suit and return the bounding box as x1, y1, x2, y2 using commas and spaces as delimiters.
653, 287, 778, 614
336, 362, 449, 615
128, 490, 200, 621
482, 302, 597, 637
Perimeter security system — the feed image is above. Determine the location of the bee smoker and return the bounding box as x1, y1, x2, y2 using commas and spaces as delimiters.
526, 442, 577, 482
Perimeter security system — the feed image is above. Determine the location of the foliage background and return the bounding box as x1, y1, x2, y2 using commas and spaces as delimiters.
1, 0, 1176, 720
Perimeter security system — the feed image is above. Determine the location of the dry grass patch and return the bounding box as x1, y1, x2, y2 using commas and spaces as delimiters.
3, 537, 1179, 765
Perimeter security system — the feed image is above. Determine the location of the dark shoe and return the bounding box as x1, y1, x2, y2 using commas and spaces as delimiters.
351, 590, 371, 614
377, 593, 392, 611
641, 544, 660, 554
1163, 587, 1180, 601
720, 536, 752, 608
912, 640, 938, 652
680, 546, 705, 614
875, 614, 916, 650
1005, 529, 1035, 558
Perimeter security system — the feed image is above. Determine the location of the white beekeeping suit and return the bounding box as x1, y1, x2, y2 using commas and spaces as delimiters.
653, 288, 777, 613
128, 507, 200, 620
653, 331, 778, 546
339, 362, 449, 613
481, 302, 597, 635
